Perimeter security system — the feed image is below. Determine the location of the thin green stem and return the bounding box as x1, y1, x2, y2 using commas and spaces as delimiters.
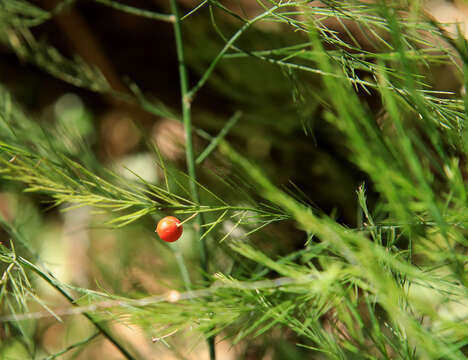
95, 0, 175, 22
44, 332, 100, 360
196, 111, 242, 165
169, 242, 192, 291
0, 275, 320, 322
169, 0, 215, 358
187, 9, 275, 99
19, 257, 135, 360
187, 2, 308, 99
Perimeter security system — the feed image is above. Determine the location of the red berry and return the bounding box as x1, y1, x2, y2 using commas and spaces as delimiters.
156, 216, 183, 242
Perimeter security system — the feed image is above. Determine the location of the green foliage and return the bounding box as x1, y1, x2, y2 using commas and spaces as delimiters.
1, 0, 468, 359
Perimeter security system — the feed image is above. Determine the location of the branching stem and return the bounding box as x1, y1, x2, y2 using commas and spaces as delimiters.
169, 0, 215, 358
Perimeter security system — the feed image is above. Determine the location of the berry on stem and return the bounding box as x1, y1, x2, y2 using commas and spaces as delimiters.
156, 216, 183, 242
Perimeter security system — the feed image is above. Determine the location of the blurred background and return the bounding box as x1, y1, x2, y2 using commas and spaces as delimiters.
0, 0, 467, 358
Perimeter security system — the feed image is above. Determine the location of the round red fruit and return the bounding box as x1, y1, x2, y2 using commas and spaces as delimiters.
156, 216, 183, 242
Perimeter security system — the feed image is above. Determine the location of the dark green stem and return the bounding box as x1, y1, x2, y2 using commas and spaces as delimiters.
19, 257, 135, 360
169, 0, 215, 358
44, 332, 100, 360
